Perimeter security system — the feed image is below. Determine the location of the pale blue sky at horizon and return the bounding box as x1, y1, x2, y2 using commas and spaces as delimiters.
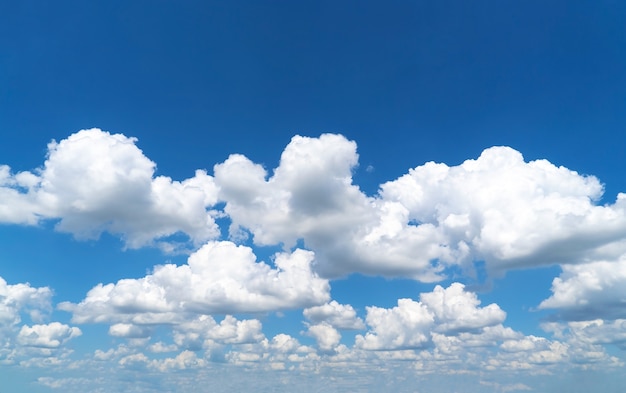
2, 1, 626, 392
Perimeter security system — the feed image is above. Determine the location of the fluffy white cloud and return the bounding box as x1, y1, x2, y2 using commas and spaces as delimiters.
420, 283, 506, 334
539, 257, 626, 320
0, 129, 220, 250
0, 165, 42, 224
17, 322, 82, 348
214, 134, 626, 281
60, 241, 330, 324
151, 350, 207, 372
379, 146, 626, 273
173, 315, 265, 350
41, 129, 221, 250
356, 298, 434, 350
5, 130, 626, 282
356, 283, 506, 350
109, 323, 152, 338
303, 300, 365, 330
214, 134, 449, 281
0, 276, 65, 365
305, 323, 341, 353
543, 319, 626, 351
0, 276, 52, 326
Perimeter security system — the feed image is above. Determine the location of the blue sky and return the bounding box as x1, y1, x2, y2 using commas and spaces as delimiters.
1, 1, 626, 392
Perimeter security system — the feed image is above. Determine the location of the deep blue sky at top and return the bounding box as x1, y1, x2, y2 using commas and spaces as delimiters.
2, 1, 625, 196
1, 1, 625, 336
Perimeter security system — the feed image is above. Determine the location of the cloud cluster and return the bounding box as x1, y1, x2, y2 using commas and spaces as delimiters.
214, 133, 450, 281
5, 129, 626, 391
0, 276, 52, 326
0, 276, 81, 365
356, 283, 505, 350
60, 241, 329, 325
5, 129, 626, 283
12, 278, 622, 393
213, 133, 626, 284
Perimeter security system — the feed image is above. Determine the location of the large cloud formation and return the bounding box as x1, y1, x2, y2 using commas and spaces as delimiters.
214, 133, 626, 282
4, 129, 626, 327
5, 129, 626, 393
4, 129, 626, 281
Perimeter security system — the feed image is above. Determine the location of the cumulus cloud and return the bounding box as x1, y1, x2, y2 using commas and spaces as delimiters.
305, 323, 342, 353
214, 134, 450, 281
0, 129, 220, 251
303, 300, 365, 330
420, 283, 506, 334
0, 165, 42, 224
6, 130, 626, 387
356, 298, 434, 350
379, 146, 626, 273
543, 319, 626, 351
0, 276, 52, 326
5, 130, 626, 282
42, 129, 222, 250
18, 322, 82, 348
60, 241, 329, 324
213, 134, 626, 281
173, 315, 265, 351
539, 257, 626, 320
0, 276, 81, 366
356, 283, 505, 350
109, 323, 152, 338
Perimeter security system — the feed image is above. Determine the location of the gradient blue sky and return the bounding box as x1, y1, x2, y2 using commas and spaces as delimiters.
2, 1, 626, 392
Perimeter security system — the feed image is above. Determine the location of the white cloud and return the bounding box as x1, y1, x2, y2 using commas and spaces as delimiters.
420, 283, 506, 334
0, 129, 221, 251
148, 341, 178, 353
109, 323, 152, 338
356, 298, 434, 350
544, 319, 626, 351
213, 135, 626, 281
41, 129, 221, 250
0, 276, 75, 366
305, 323, 341, 353
17, 322, 81, 348
0, 165, 42, 224
214, 134, 373, 247
5, 131, 626, 282
214, 134, 448, 281
539, 256, 626, 320
269, 333, 304, 354
7, 131, 626, 390
0, 276, 52, 326
356, 283, 507, 350
151, 350, 207, 372
379, 146, 626, 273
303, 300, 365, 330
60, 241, 329, 325
173, 315, 265, 350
